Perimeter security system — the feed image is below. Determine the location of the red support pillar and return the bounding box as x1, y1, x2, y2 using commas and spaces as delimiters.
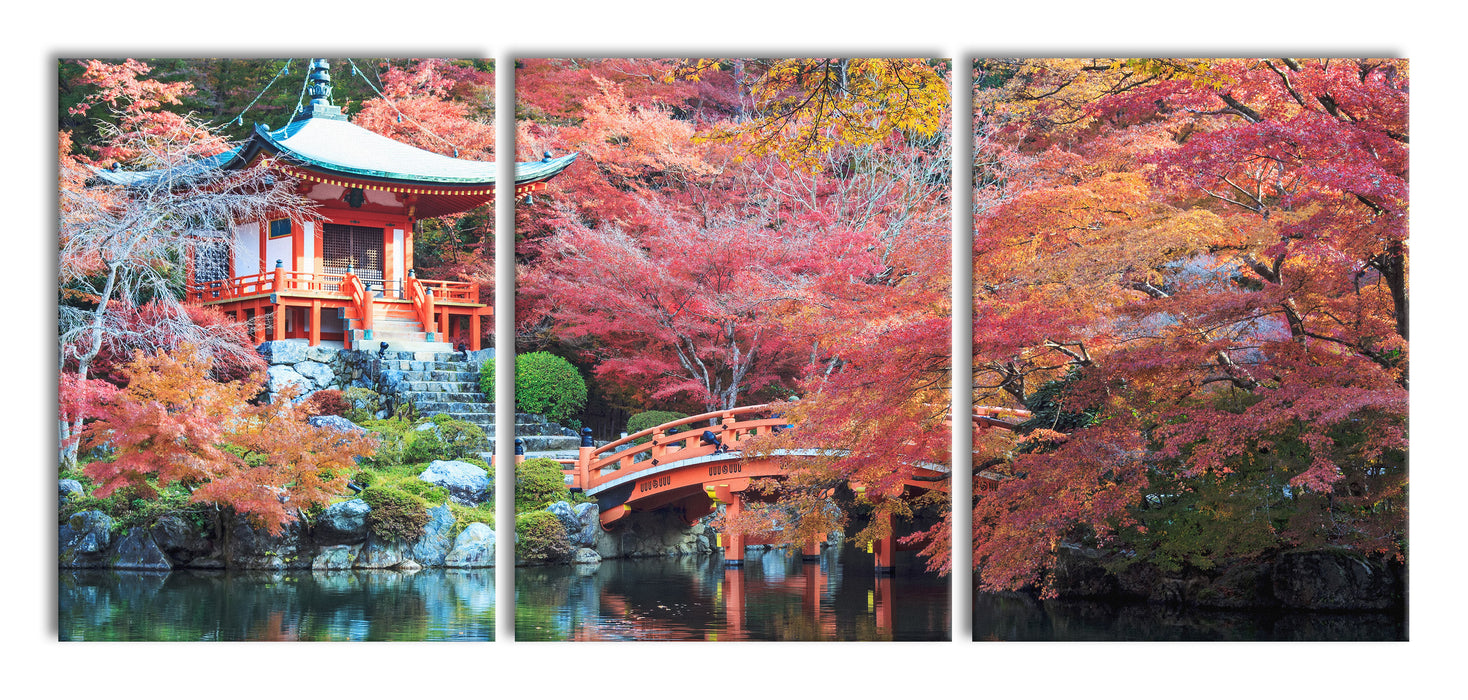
721, 491, 745, 567
469, 312, 481, 352
874, 509, 896, 576
802, 536, 823, 562
309, 299, 322, 346
273, 302, 286, 342
252, 304, 265, 344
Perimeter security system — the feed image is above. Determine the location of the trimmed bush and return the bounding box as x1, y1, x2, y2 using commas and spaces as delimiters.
515, 510, 571, 562
342, 387, 383, 424
302, 389, 349, 417
428, 414, 487, 459
359, 486, 431, 541
482, 352, 587, 426
516, 457, 571, 511
625, 410, 689, 444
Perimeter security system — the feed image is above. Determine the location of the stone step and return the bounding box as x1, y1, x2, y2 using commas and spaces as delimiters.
383, 360, 483, 373
493, 435, 583, 452
414, 401, 497, 415
389, 369, 479, 382
400, 391, 486, 404
403, 381, 482, 393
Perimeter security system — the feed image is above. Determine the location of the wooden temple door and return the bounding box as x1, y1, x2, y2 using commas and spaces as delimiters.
321, 223, 386, 294
192, 236, 231, 300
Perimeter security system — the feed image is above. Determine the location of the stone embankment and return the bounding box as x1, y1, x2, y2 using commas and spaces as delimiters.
1037, 544, 1405, 612
59, 459, 497, 572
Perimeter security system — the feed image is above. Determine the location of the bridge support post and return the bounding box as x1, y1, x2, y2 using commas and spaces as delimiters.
874, 510, 896, 576
873, 575, 894, 633
722, 492, 745, 567
802, 536, 822, 562
722, 565, 745, 639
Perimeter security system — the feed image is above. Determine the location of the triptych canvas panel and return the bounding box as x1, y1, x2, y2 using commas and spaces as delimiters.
56, 57, 1406, 643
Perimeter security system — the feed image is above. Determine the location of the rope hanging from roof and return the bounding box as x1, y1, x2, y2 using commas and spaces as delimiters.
220, 59, 295, 129
342, 57, 470, 158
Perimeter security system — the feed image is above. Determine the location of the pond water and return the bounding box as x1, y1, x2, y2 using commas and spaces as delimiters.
972, 591, 1406, 641
516, 546, 950, 641
59, 568, 495, 641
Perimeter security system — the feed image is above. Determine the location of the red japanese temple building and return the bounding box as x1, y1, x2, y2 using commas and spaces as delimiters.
94, 59, 574, 352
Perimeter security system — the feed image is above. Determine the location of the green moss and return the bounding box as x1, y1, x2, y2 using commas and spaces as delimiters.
448, 502, 496, 539
358, 486, 431, 541
515, 510, 571, 562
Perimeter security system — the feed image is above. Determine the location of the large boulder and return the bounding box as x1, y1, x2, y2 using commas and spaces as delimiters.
305, 344, 339, 363
444, 523, 496, 567
222, 513, 309, 570
312, 544, 360, 570
149, 515, 214, 565
1271, 550, 1401, 610
111, 530, 171, 570
58, 479, 84, 510
356, 535, 414, 569
419, 460, 492, 506
411, 504, 457, 567
266, 365, 311, 400
315, 499, 371, 545
257, 340, 307, 365
59, 510, 114, 568
294, 360, 336, 389
546, 502, 599, 549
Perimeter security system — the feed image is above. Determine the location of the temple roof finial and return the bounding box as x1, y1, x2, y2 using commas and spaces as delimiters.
294, 59, 346, 122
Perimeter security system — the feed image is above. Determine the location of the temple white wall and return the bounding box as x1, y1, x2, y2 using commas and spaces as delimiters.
233, 223, 258, 277
301, 221, 315, 273
266, 234, 293, 272
393, 228, 406, 284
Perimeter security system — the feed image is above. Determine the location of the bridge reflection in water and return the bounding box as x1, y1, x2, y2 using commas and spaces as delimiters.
514, 546, 949, 641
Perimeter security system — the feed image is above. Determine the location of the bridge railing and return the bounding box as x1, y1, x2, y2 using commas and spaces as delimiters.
571, 404, 788, 492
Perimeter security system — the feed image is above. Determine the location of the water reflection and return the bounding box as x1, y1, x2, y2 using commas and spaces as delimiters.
973, 591, 1406, 641
59, 568, 495, 641
516, 546, 949, 641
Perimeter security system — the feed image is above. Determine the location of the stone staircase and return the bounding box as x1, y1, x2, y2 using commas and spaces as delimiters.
347, 300, 453, 354
377, 350, 585, 461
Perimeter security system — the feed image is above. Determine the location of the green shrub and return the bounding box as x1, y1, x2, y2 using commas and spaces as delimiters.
403, 429, 446, 464
342, 387, 383, 424
449, 502, 495, 539
428, 414, 487, 459
358, 486, 431, 541
516, 457, 571, 511
482, 352, 587, 426
625, 410, 689, 444
515, 510, 571, 562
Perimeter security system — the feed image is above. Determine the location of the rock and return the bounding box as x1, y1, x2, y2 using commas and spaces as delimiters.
546, 501, 579, 540
266, 365, 311, 400
1049, 546, 1119, 598
257, 340, 308, 365
570, 503, 600, 549
308, 414, 369, 436
444, 523, 496, 567
222, 513, 308, 570
411, 504, 457, 567
312, 544, 359, 570
149, 515, 214, 565
58, 479, 84, 510
1272, 550, 1401, 610
294, 360, 336, 388
571, 547, 601, 565
59, 510, 114, 567
419, 460, 492, 505
464, 348, 494, 365
357, 535, 413, 568
395, 559, 423, 572
111, 530, 172, 570
305, 344, 338, 363
315, 499, 370, 544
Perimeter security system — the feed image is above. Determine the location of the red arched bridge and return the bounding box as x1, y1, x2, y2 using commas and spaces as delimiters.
518, 404, 1030, 572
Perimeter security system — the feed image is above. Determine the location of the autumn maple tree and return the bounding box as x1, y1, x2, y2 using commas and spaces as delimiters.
73, 346, 373, 535
967, 58, 1408, 593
